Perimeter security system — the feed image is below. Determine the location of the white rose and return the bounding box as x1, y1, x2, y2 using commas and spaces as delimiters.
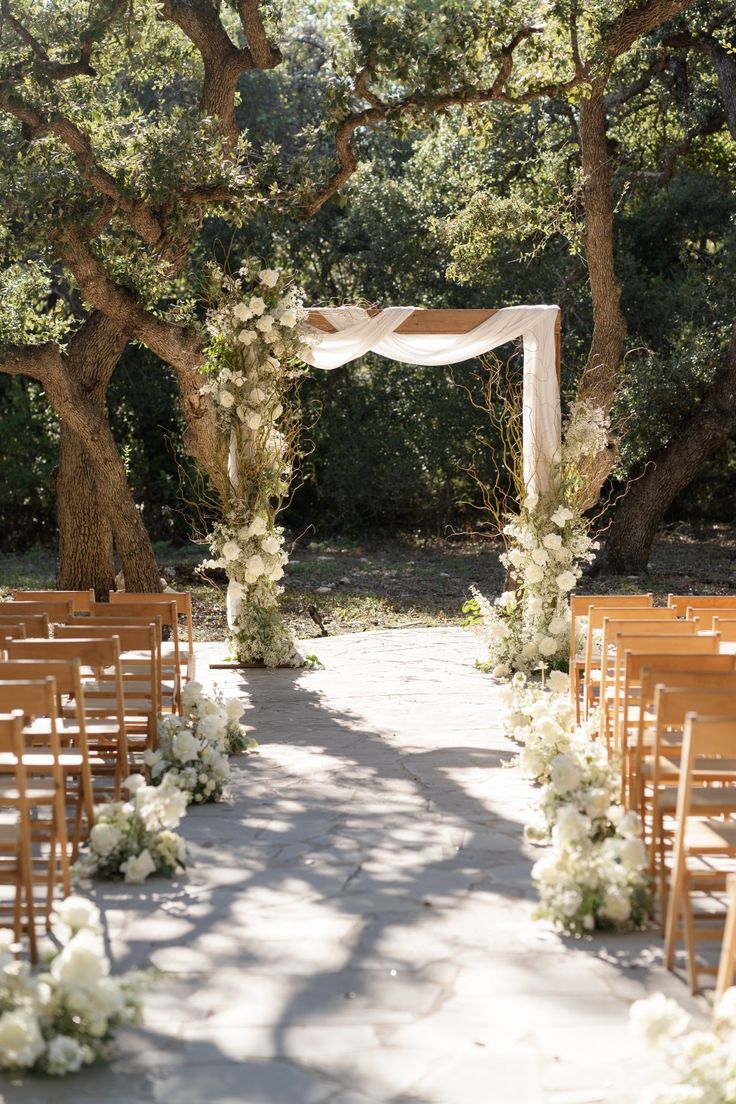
548, 616, 568, 636
261, 535, 281, 555
238, 328, 256, 345
90, 822, 122, 857
120, 848, 157, 885
278, 307, 297, 327
248, 516, 267, 537
124, 772, 146, 795
248, 296, 266, 315
531, 547, 549, 566
497, 591, 516, 609
583, 788, 610, 820
0, 1008, 45, 1068
618, 810, 643, 838
226, 698, 243, 723
259, 268, 279, 287
51, 928, 109, 991
507, 548, 524, 568
524, 563, 545, 585
172, 729, 202, 763
555, 570, 577, 592
630, 994, 691, 1048
268, 565, 284, 582
543, 533, 563, 550
599, 888, 631, 924
52, 895, 100, 933
233, 303, 253, 321
255, 314, 274, 332
249, 387, 266, 405
492, 663, 511, 679
538, 636, 558, 657
521, 641, 538, 659
198, 713, 226, 744
548, 669, 570, 694
221, 540, 241, 562
219, 389, 236, 409
553, 804, 589, 845
551, 506, 575, 527
246, 411, 262, 430
550, 753, 581, 794
45, 1033, 86, 1075
246, 553, 265, 578
180, 680, 203, 709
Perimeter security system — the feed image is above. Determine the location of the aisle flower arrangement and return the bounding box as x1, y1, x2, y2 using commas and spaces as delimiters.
631, 988, 736, 1102
502, 672, 652, 934
0, 897, 142, 1076
201, 261, 313, 667
73, 773, 188, 885
467, 401, 608, 675
146, 682, 255, 803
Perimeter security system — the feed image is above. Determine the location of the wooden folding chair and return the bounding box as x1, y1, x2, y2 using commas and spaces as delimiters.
687, 608, 736, 630
647, 687, 736, 916
712, 619, 736, 652
664, 713, 736, 992
0, 613, 49, 637
0, 658, 95, 851
11, 589, 94, 614
583, 606, 677, 720
0, 624, 26, 647
6, 637, 131, 794
1, 600, 73, 622
716, 872, 736, 1001
619, 646, 730, 804
88, 600, 179, 710
51, 625, 160, 755
0, 679, 71, 908
0, 711, 36, 961
570, 594, 652, 722
110, 590, 195, 683
668, 594, 736, 618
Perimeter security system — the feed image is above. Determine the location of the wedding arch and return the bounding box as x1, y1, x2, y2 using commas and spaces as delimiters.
203, 271, 566, 668
304, 305, 562, 494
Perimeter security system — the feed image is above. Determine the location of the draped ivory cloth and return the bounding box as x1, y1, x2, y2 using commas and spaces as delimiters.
302, 305, 561, 494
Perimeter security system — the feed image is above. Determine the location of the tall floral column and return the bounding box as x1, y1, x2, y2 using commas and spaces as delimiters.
201, 263, 312, 667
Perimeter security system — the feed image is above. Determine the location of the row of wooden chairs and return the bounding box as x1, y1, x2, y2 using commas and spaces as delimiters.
573, 592, 736, 997
0, 588, 196, 959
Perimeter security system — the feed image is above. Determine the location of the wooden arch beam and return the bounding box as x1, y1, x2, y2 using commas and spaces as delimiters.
306, 307, 561, 383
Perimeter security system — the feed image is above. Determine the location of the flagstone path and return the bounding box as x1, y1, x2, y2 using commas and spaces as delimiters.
2, 628, 705, 1104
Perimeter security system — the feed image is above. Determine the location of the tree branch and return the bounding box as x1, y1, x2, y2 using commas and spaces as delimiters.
599, 0, 697, 67
617, 109, 726, 184
0, 0, 128, 82
237, 0, 282, 69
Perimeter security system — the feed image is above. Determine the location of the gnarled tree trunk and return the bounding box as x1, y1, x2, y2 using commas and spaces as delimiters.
599, 321, 736, 572
56, 427, 115, 597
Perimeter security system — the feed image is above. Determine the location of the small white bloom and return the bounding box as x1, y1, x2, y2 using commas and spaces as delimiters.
248, 296, 266, 316
259, 268, 279, 287
538, 636, 558, 657
246, 411, 262, 430
525, 563, 545, 585
52, 896, 100, 933
219, 389, 236, 409
599, 887, 631, 924
548, 670, 570, 694
172, 729, 202, 763
45, 1033, 86, 1075
543, 532, 563, 550
181, 681, 203, 709
221, 540, 241, 562
120, 848, 157, 885
550, 753, 581, 794
0, 1008, 45, 1068
531, 547, 549, 566
233, 303, 253, 321
278, 307, 297, 327
238, 328, 257, 345
249, 387, 266, 405
248, 516, 267, 537
262, 535, 281, 555
555, 570, 577, 592
630, 992, 690, 1048
551, 506, 575, 527
246, 553, 265, 578
255, 314, 274, 332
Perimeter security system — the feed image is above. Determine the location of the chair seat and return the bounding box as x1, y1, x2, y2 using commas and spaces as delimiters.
660, 786, 736, 812
0, 778, 56, 802
685, 818, 736, 854
25, 717, 122, 738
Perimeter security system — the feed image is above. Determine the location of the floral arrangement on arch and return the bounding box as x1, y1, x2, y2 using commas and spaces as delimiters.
0, 897, 142, 1076
631, 987, 736, 1103
73, 773, 188, 885
145, 681, 256, 803
201, 261, 313, 668
502, 673, 652, 934
467, 401, 609, 676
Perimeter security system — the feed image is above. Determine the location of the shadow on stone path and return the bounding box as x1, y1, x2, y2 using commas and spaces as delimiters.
1, 628, 704, 1104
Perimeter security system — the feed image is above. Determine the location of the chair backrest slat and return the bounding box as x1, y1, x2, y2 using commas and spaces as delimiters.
669, 594, 736, 617
11, 589, 94, 613
0, 612, 49, 636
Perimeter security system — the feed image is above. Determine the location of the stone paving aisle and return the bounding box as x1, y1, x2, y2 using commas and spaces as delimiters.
2, 628, 700, 1104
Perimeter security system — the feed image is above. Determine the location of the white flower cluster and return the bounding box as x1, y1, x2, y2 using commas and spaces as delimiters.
631, 987, 736, 1103
202, 261, 310, 668
468, 402, 607, 675
74, 773, 188, 884
502, 674, 651, 934
147, 681, 255, 803
0, 898, 141, 1076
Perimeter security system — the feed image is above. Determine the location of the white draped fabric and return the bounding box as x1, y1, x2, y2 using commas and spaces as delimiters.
303, 305, 561, 494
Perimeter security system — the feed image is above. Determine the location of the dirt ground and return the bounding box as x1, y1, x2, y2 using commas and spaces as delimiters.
3, 522, 733, 643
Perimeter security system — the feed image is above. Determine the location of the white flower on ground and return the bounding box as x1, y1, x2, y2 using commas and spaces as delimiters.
492, 663, 511, 679
124, 773, 146, 795
248, 296, 266, 315
259, 268, 279, 287
198, 713, 226, 744
583, 788, 610, 820
45, 1034, 87, 1075
172, 730, 202, 763
599, 887, 632, 924
521, 641, 538, 659
0, 1008, 45, 1069
221, 540, 241, 562
548, 670, 570, 694
630, 992, 691, 1048
90, 822, 122, 857
555, 570, 577, 592
553, 805, 589, 845
120, 848, 157, 885
51, 928, 109, 991
715, 987, 736, 1029
226, 698, 243, 723
52, 895, 100, 934
180, 681, 203, 709
550, 753, 581, 794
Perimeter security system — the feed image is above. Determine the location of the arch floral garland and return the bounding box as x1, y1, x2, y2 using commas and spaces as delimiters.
201, 263, 313, 667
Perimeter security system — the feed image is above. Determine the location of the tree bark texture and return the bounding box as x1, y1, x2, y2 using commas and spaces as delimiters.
599, 322, 736, 573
